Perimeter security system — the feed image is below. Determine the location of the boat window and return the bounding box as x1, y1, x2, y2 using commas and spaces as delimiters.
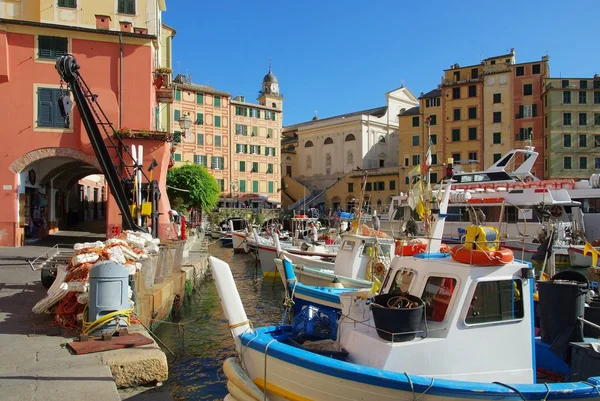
420, 276, 457, 322
388, 269, 414, 294
465, 279, 524, 325
342, 240, 355, 252
362, 243, 392, 258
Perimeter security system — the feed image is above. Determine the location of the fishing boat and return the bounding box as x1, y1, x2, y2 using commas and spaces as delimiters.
210, 182, 600, 401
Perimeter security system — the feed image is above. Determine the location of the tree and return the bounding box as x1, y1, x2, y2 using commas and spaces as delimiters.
166, 164, 220, 214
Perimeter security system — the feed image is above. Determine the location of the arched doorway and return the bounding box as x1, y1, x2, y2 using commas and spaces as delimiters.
9, 148, 105, 244
331, 196, 341, 211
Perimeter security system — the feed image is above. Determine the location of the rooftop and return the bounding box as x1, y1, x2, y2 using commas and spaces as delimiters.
420, 89, 441, 99
173, 75, 231, 97
283, 106, 387, 131
398, 106, 420, 116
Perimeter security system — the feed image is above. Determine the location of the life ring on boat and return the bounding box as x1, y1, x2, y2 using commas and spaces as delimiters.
524, 176, 534, 183
550, 206, 563, 218
395, 242, 450, 256
451, 246, 514, 266
373, 262, 386, 276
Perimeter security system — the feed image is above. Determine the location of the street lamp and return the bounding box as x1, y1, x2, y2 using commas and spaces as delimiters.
230, 179, 238, 208
178, 112, 192, 138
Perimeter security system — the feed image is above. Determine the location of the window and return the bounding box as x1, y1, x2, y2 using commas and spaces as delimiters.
412, 116, 419, 127
239, 180, 246, 193
468, 85, 476, 98
173, 153, 181, 162
579, 91, 587, 104
430, 172, 438, 183
268, 181, 274, 194
563, 91, 571, 104
239, 161, 245, 172
252, 181, 259, 193
429, 115, 437, 125
389, 180, 396, 190
493, 93, 501, 103
516, 66, 525, 76
453, 108, 461, 121
564, 134, 571, 147
452, 129, 460, 142
431, 154, 438, 165
376, 182, 385, 191
251, 126, 258, 136
267, 163, 273, 174
579, 113, 587, 126
194, 155, 207, 167
214, 116, 221, 127
214, 135, 221, 147
465, 280, 524, 325
412, 154, 420, 166
412, 136, 420, 146
452, 153, 460, 163
522, 105, 532, 118
595, 81, 600, 89
425, 98, 440, 107
493, 153, 502, 162
468, 107, 477, 119
252, 162, 258, 173
580, 135, 587, 148
117, 0, 135, 14
532, 64, 541, 74
493, 132, 501, 144
196, 113, 204, 125
452, 87, 460, 99
564, 156, 572, 169
493, 112, 502, 123
235, 106, 247, 116
562, 80, 570, 88
516, 127, 532, 142
267, 128, 273, 138
468, 127, 477, 140
471, 68, 479, 79
405, 177, 409, 185
345, 134, 355, 141
173, 109, 181, 122
421, 277, 457, 322
523, 84, 533, 96
563, 113, 571, 126
324, 137, 334, 145
214, 96, 221, 107
348, 183, 354, 192
235, 124, 247, 135
197, 93, 203, 104
378, 135, 386, 144
581, 80, 588, 89
431, 134, 437, 145
596, 135, 600, 147
58, 0, 76, 7
595, 113, 600, 126
596, 92, 600, 104
196, 133, 204, 145
37, 88, 68, 128
174, 89, 181, 101
404, 158, 409, 167
468, 151, 477, 161
250, 145, 260, 155
305, 140, 314, 148
211, 156, 224, 170
580, 157, 588, 169
38, 36, 68, 59
365, 183, 372, 191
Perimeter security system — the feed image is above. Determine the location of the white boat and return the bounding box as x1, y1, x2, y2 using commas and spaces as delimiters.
209, 182, 600, 401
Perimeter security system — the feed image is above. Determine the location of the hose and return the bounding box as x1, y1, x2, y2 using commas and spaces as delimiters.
81, 305, 134, 336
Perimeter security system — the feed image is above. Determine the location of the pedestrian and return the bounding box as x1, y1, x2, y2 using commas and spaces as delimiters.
308, 222, 318, 243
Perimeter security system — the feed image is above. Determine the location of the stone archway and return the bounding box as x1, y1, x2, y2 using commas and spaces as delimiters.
9, 147, 101, 174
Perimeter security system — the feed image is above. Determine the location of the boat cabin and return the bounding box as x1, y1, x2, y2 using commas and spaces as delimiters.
333, 233, 395, 280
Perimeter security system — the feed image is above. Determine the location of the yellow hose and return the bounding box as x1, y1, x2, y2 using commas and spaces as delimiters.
81, 306, 134, 336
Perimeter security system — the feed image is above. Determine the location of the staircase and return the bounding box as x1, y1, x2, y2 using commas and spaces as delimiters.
289, 188, 326, 212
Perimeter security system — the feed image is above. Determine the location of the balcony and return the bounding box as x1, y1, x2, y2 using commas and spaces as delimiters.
115, 128, 170, 141
156, 88, 174, 104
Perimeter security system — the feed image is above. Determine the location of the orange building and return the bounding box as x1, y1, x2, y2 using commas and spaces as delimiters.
0, 1, 175, 246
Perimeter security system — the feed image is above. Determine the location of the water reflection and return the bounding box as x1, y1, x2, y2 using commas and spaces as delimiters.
153, 244, 285, 400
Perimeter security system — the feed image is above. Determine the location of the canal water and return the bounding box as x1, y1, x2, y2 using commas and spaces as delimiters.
153, 243, 285, 400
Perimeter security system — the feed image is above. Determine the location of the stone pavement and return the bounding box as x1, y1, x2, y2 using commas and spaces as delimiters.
0, 231, 174, 401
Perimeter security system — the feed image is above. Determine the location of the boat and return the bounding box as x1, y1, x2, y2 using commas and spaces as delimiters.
209, 181, 600, 401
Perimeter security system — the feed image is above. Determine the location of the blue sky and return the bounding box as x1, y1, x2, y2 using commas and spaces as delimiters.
164, 0, 600, 126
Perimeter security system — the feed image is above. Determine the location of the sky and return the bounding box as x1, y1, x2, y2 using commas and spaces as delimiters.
163, 0, 600, 126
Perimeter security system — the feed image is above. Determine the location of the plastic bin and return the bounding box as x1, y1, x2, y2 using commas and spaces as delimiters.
292, 305, 338, 341
371, 293, 424, 342
88, 261, 130, 336
570, 342, 600, 381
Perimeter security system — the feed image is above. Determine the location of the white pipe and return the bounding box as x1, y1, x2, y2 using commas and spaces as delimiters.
137, 145, 143, 227
208, 257, 252, 337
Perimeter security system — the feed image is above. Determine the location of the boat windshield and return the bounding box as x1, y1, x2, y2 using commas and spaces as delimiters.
362, 243, 392, 258
388, 268, 415, 294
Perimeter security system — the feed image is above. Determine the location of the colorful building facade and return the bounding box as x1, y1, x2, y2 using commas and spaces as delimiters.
0, 0, 174, 246
543, 76, 600, 179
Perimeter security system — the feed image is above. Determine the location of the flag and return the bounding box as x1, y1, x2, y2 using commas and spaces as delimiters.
421, 135, 433, 173
408, 165, 421, 179
148, 158, 158, 172
584, 242, 599, 267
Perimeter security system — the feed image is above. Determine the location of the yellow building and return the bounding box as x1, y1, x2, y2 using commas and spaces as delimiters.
324, 167, 399, 214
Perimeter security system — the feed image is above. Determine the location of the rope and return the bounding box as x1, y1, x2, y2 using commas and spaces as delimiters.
492, 381, 526, 401
404, 372, 416, 400
415, 378, 434, 401
583, 380, 600, 396
263, 339, 277, 401
228, 319, 251, 330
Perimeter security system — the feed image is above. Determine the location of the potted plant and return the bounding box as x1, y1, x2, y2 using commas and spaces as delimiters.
154, 67, 173, 89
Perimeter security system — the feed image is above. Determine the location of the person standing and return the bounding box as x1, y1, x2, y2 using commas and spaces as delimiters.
308, 222, 318, 243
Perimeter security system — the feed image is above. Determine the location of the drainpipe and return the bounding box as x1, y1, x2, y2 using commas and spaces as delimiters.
119, 33, 123, 129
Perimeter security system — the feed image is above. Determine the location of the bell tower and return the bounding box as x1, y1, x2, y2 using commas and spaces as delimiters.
258, 64, 283, 110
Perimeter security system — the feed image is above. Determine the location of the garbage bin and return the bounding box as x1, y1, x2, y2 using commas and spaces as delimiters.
88, 261, 130, 336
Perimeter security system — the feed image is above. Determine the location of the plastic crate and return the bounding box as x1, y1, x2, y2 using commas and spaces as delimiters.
292, 305, 338, 340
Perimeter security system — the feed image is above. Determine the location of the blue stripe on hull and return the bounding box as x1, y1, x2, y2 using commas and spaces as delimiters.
239, 327, 600, 400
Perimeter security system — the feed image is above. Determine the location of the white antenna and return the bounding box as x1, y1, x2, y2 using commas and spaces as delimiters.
400, 79, 404, 88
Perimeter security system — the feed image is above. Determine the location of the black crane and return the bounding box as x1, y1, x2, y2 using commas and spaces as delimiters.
54, 55, 160, 236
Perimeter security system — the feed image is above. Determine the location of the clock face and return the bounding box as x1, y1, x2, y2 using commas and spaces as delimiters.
271, 84, 278, 92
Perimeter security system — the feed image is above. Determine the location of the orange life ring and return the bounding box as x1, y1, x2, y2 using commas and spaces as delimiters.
524, 176, 534, 183
395, 242, 450, 256
550, 206, 562, 218
451, 247, 514, 266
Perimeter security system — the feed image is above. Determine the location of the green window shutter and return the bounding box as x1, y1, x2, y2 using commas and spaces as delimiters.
52, 89, 66, 128
239, 180, 246, 193
252, 126, 258, 136
273, 148, 276, 156
243, 144, 248, 153
196, 113, 203, 125
193, 155, 200, 164
174, 153, 181, 162
240, 161, 245, 172
37, 88, 54, 127
532, 104, 538, 117
268, 181, 274, 194
253, 180, 259, 192
215, 135, 221, 147
118, 0, 135, 14
173, 130, 181, 144
214, 116, 221, 127
267, 128, 273, 138
252, 162, 258, 172
244, 108, 248, 117
257, 146, 261, 155
175, 89, 181, 101
197, 133, 204, 145
197, 93, 203, 105
271, 113, 276, 121
256, 110, 260, 119
38, 36, 53, 59
174, 109, 181, 121
267, 163, 273, 174
58, 0, 77, 8
214, 96, 221, 107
